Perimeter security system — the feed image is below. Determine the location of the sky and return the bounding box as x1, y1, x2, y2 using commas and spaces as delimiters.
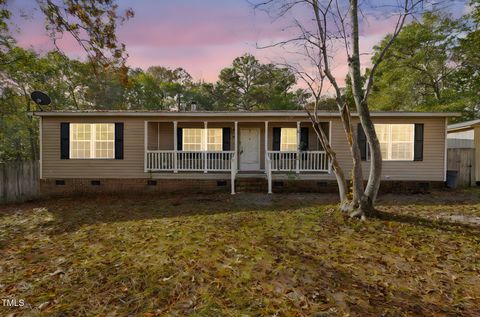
8, 0, 471, 88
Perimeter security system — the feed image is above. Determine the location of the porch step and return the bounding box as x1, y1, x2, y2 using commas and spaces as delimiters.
235, 178, 268, 192
236, 172, 267, 178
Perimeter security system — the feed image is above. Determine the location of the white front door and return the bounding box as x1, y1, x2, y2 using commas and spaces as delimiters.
239, 128, 261, 171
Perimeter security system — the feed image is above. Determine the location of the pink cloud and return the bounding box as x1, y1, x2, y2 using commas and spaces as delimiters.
11, 0, 468, 90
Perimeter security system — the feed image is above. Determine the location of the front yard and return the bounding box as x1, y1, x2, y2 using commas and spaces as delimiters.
1, 190, 479, 316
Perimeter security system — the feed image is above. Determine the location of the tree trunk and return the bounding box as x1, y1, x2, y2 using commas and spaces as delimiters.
22, 87, 38, 161
310, 119, 349, 205
69, 85, 80, 110
338, 103, 365, 210
349, 0, 382, 215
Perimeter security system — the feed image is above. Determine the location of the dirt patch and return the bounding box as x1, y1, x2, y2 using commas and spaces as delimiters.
378, 187, 480, 206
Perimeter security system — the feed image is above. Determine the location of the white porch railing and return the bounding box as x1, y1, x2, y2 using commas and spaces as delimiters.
267, 151, 329, 172
146, 150, 175, 171
266, 150, 329, 194
146, 150, 237, 194
146, 150, 235, 172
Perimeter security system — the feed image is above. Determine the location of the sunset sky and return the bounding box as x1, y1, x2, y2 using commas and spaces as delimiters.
9, 0, 470, 87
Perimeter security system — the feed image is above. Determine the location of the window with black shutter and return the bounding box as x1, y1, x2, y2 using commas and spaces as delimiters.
272, 127, 281, 151
60, 122, 69, 159
414, 123, 424, 161
114, 122, 124, 160
177, 128, 183, 151
300, 127, 309, 151
222, 127, 231, 151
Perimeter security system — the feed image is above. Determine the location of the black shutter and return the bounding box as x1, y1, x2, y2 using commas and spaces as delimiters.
357, 123, 367, 161
272, 127, 281, 151
222, 128, 231, 151
60, 122, 69, 159
300, 127, 309, 151
414, 123, 424, 161
114, 122, 124, 159
177, 128, 183, 151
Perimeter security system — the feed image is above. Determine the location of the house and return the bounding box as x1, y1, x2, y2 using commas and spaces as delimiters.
447, 119, 480, 186
32, 110, 457, 196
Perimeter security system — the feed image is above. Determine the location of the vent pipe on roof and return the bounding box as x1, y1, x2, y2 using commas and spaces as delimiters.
190, 101, 197, 111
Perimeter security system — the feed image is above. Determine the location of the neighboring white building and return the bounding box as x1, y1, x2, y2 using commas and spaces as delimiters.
448, 119, 480, 185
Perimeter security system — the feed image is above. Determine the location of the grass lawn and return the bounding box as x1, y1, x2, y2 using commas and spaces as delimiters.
1, 190, 480, 316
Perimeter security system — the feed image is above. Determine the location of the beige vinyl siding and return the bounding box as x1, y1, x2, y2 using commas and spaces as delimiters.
41, 115, 447, 181
318, 117, 446, 181
361, 118, 445, 181
42, 116, 145, 178
371, 118, 445, 181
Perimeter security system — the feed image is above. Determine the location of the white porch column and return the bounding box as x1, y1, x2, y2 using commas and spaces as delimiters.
265, 121, 272, 194
204, 121, 208, 173
234, 122, 238, 154
234, 121, 238, 171
231, 121, 238, 195
265, 121, 268, 171
173, 121, 178, 173
296, 121, 300, 173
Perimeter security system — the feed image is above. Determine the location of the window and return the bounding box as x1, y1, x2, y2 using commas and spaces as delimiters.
183, 128, 223, 151
281, 128, 297, 151
207, 128, 222, 151
183, 128, 203, 151
70, 123, 114, 159
375, 124, 414, 160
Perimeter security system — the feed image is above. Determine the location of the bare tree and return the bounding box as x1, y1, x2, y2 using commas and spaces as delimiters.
254, 0, 437, 218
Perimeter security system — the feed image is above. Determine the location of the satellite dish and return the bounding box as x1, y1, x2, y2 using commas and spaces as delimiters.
30, 91, 51, 111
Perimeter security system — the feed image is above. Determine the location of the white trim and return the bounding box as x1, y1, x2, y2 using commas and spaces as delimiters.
31, 111, 461, 118
39, 116, 43, 179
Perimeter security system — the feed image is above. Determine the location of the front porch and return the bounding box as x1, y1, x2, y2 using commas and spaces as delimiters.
144, 120, 331, 193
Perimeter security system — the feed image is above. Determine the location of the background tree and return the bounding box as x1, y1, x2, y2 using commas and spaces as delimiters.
38, 0, 134, 71
255, 0, 438, 218
450, 0, 480, 119
368, 13, 463, 113
1, 48, 53, 161
358, 6, 480, 121
215, 54, 300, 110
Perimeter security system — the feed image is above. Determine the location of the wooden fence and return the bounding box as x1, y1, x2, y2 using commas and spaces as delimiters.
0, 160, 39, 204
447, 148, 475, 187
